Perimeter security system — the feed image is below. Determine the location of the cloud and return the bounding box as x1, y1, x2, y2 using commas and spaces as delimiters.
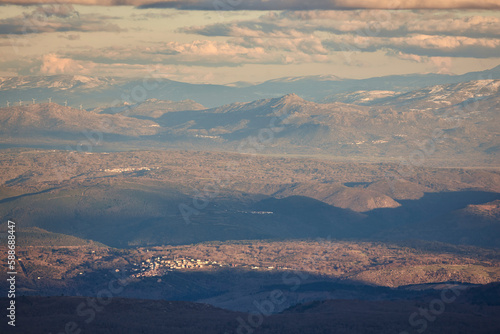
157, 40, 270, 63
0, 5, 124, 35
23, 9, 496, 77
130, 11, 185, 20
2, 3, 497, 81
32, 4, 79, 18
387, 50, 454, 74
236, 36, 329, 55
389, 50, 425, 63
33, 52, 224, 83
280, 11, 500, 38
184, 11, 500, 40
180, 22, 310, 39
324, 33, 500, 58
0, 0, 500, 9
384, 51, 455, 73
142, 0, 500, 10
59, 33, 81, 40
181, 10, 500, 59
0, 0, 147, 5
429, 56, 454, 74
40, 53, 90, 74
47, 35, 331, 68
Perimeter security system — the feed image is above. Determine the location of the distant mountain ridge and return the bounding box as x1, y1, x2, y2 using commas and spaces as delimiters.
321, 79, 500, 105
1, 65, 499, 108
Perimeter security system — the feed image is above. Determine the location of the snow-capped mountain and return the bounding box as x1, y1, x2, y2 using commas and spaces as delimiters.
1, 65, 499, 108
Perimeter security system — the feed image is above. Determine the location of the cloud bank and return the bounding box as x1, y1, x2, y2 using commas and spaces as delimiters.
180, 10, 500, 59
1, 2, 498, 81
1, 0, 500, 10
0, 5, 123, 35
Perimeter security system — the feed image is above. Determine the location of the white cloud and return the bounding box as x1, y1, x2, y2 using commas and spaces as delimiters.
36, 52, 217, 82
40, 53, 90, 74
428, 56, 454, 74
390, 51, 425, 63
183, 11, 500, 58
280, 11, 500, 38
61, 37, 331, 67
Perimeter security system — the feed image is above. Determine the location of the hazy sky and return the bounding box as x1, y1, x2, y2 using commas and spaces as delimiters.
0, 0, 499, 84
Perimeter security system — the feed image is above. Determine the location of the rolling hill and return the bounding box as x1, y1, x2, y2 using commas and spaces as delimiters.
97, 98, 206, 118
0, 103, 160, 138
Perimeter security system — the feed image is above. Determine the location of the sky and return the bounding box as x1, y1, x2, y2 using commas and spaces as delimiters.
0, 0, 499, 84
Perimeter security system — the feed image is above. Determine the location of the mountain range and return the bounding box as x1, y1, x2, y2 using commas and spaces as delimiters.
1, 77, 497, 165
1, 65, 499, 108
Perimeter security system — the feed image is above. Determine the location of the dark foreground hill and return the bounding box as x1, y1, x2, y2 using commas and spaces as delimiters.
2, 284, 499, 334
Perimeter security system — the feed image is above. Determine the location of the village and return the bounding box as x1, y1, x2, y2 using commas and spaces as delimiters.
129, 255, 282, 278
